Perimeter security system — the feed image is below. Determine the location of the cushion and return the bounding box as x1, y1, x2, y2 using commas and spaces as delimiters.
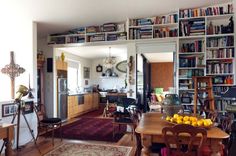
156, 94, 164, 102
41, 118, 61, 123
155, 88, 163, 94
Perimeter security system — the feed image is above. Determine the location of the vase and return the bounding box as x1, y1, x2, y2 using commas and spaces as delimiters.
61, 52, 65, 61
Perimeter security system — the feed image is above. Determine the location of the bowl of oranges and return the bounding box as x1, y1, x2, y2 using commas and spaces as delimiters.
165, 114, 213, 129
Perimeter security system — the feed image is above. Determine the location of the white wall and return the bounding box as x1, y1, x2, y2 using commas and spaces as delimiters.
37, 38, 54, 117
91, 57, 127, 91
0, 3, 38, 148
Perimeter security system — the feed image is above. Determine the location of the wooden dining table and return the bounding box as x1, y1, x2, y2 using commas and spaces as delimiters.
0, 123, 14, 156
135, 112, 229, 156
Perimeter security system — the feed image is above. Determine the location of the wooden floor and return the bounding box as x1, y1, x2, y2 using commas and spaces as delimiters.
11, 133, 135, 156
10, 108, 137, 156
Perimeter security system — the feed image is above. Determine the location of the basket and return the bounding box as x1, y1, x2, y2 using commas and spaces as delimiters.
162, 105, 183, 117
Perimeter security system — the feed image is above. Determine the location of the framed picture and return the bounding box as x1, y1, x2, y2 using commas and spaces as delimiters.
96, 64, 103, 72
23, 101, 34, 114
2, 103, 17, 117
83, 67, 90, 79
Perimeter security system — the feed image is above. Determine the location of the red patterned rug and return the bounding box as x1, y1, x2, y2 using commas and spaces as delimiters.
44, 143, 132, 156
49, 117, 126, 142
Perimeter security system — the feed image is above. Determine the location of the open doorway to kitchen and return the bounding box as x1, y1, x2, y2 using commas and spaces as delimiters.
136, 42, 177, 112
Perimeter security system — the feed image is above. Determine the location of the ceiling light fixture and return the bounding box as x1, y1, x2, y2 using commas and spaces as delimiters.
103, 47, 116, 69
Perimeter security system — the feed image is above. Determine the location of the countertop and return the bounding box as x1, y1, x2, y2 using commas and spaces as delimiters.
68, 92, 98, 96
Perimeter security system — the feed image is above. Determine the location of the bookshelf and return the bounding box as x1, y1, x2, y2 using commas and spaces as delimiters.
48, 22, 127, 44
46, 1, 235, 116
128, 12, 178, 40
177, 2, 235, 115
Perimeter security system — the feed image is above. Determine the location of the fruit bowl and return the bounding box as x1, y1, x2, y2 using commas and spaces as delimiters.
164, 114, 214, 129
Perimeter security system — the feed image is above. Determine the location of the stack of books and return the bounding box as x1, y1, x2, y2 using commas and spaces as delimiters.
130, 18, 153, 26
88, 34, 105, 42
66, 36, 85, 43
107, 32, 127, 41
179, 56, 196, 67
139, 27, 152, 39
102, 23, 117, 32
86, 26, 101, 33
180, 19, 205, 36
68, 27, 85, 34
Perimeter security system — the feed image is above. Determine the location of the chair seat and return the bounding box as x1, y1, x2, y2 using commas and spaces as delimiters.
41, 118, 61, 124
114, 117, 133, 123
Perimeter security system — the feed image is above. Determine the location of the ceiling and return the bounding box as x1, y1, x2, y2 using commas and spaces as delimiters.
1, 0, 229, 38
144, 52, 173, 62
58, 45, 127, 59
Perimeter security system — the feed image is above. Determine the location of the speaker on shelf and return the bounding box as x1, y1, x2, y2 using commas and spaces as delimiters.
47, 58, 53, 73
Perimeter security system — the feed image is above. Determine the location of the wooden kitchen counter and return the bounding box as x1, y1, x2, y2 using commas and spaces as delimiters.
67, 92, 99, 119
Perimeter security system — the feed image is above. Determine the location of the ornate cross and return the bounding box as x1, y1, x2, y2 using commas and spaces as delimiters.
127, 89, 134, 97
1, 51, 25, 99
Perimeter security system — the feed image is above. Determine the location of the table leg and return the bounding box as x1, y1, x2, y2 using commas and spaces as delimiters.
141, 135, 151, 156
3, 138, 12, 156
210, 139, 222, 156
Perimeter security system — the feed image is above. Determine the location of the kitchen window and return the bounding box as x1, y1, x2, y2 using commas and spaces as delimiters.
67, 60, 81, 92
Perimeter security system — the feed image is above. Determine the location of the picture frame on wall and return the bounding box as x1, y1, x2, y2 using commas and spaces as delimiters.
83, 67, 90, 79
2, 103, 17, 117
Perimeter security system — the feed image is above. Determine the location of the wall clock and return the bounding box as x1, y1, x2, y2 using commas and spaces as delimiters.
96, 64, 103, 72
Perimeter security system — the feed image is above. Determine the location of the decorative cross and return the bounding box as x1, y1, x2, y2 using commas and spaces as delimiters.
1, 51, 25, 99
127, 89, 134, 97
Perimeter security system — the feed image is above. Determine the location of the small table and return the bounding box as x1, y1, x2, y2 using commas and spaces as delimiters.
0, 123, 14, 156
135, 113, 229, 156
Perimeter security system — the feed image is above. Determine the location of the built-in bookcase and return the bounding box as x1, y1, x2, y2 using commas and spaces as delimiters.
47, 1, 235, 117
177, 2, 235, 115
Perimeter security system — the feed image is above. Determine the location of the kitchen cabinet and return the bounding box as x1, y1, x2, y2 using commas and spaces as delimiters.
56, 60, 67, 71
67, 93, 99, 119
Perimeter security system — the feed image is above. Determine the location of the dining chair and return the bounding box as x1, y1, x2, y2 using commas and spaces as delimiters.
36, 104, 62, 145
112, 98, 137, 140
162, 124, 207, 156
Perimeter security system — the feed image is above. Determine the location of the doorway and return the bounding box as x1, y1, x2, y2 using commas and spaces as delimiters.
136, 42, 177, 112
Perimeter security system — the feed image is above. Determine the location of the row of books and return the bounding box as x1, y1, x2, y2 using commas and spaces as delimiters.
206, 60, 233, 74
107, 32, 127, 41
155, 14, 178, 24
212, 76, 234, 85
87, 34, 105, 42
179, 19, 205, 36
48, 36, 66, 44
206, 48, 234, 59
207, 36, 234, 47
207, 18, 234, 35
179, 69, 204, 78
179, 3, 233, 18
86, 23, 125, 33
68, 27, 85, 34
129, 27, 152, 40
179, 55, 205, 68
66, 36, 85, 43
129, 18, 153, 26
180, 40, 203, 52
153, 28, 177, 38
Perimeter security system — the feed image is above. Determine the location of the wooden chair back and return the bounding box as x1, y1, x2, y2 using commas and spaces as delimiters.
220, 113, 234, 133
207, 110, 218, 122
162, 124, 207, 156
